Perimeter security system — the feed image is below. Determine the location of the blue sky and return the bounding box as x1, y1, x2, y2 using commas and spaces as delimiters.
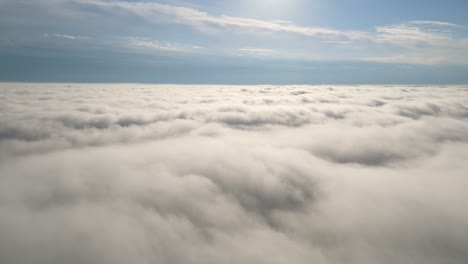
1, 0, 468, 84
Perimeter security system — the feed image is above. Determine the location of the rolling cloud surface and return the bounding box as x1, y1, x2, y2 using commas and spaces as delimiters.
1, 83, 468, 264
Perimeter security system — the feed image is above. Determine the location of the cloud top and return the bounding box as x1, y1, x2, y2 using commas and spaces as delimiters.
0, 83, 468, 264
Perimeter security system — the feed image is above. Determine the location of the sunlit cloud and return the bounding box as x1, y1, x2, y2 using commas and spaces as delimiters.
77, 0, 468, 63
1, 83, 468, 264
84, 0, 368, 39
410, 20, 463, 28
374, 24, 453, 44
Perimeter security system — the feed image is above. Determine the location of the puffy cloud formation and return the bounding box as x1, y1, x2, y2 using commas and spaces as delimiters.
1, 83, 468, 264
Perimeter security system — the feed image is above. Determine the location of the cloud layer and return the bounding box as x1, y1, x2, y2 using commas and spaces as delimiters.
1, 83, 468, 264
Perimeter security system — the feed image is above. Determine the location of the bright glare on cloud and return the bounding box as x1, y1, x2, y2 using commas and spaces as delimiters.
1, 83, 468, 264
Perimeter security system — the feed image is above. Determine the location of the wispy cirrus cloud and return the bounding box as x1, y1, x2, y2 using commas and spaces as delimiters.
82, 0, 467, 60
359, 55, 448, 65
84, 1, 466, 46
43, 33, 89, 40
238, 48, 274, 57
1, 0, 468, 65
410, 20, 463, 28
127, 37, 203, 52
84, 0, 368, 40
374, 24, 453, 44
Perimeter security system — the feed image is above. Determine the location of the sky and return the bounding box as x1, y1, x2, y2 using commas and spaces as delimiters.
1, 0, 468, 84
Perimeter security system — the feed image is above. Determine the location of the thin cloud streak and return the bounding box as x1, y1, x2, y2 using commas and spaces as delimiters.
43, 33, 89, 40
410, 20, 464, 28
79, 0, 468, 64
88, 0, 367, 39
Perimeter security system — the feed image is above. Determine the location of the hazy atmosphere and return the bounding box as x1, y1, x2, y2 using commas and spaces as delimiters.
1, 1, 468, 264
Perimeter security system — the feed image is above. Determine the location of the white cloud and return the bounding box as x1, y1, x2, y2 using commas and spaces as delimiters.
82, 0, 368, 40
126, 37, 203, 53
238, 48, 274, 56
43, 33, 89, 40
82, 1, 468, 63
1, 83, 468, 264
358, 55, 448, 65
374, 24, 452, 44
410, 20, 463, 28
82, 1, 465, 46
322, 40, 351, 44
